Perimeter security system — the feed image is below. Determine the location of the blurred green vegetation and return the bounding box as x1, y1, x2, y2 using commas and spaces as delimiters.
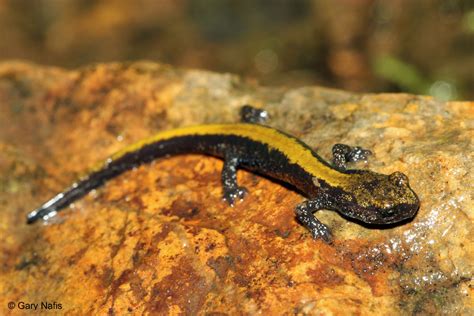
373, 56, 459, 101
0, 0, 472, 100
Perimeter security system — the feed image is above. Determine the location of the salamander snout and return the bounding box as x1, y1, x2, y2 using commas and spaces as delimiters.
374, 172, 420, 224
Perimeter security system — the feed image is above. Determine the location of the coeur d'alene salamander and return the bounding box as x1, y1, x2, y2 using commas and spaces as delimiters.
26, 105, 420, 242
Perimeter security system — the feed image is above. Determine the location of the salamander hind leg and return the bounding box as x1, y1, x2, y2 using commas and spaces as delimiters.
221, 155, 247, 206
295, 197, 333, 243
332, 143, 372, 170
240, 105, 269, 124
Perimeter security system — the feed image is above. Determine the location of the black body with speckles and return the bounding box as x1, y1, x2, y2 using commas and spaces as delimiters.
27, 106, 420, 243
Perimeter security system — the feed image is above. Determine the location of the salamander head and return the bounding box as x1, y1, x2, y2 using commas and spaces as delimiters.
336, 170, 420, 225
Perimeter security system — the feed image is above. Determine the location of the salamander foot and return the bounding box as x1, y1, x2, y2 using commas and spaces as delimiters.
332, 143, 372, 170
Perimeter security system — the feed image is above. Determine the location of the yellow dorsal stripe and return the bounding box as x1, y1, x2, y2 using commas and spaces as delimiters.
108, 123, 350, 187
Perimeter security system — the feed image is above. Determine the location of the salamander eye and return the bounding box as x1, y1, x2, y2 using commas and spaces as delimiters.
389, 172, 408, 186
382, 208, 396, 217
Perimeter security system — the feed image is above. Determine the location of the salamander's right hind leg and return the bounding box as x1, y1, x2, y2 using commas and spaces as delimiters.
221, 154, 247, 206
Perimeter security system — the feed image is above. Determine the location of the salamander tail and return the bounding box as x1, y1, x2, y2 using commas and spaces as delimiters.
26, 206, 57, 224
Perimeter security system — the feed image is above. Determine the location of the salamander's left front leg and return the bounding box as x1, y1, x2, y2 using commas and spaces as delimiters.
332, 144, 372, 170
295, 195, 333, 243
221, 155, 247, 205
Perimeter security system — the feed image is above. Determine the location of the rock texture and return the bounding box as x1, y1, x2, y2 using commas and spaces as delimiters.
0, 62, 472, 315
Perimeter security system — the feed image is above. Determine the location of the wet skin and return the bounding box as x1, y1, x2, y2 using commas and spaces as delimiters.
27, 105, 420, 243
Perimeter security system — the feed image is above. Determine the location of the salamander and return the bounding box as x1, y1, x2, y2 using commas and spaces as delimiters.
26, 105, 420, 242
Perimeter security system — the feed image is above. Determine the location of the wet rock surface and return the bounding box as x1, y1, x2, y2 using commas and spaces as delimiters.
0, 62, 472, 315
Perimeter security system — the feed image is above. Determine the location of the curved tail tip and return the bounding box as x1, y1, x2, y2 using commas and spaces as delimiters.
26, 207, 59, 224
26, 211, 40, 224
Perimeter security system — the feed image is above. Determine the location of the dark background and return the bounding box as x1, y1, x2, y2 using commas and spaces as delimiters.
0, 0, 472, 100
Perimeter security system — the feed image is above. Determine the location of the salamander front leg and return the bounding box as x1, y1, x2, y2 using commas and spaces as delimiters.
221, 155, 247, 205
332, 144, 372, 170
295, 196, 333, 243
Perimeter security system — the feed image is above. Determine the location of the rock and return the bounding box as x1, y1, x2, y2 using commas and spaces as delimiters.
0, 61, 472, 315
